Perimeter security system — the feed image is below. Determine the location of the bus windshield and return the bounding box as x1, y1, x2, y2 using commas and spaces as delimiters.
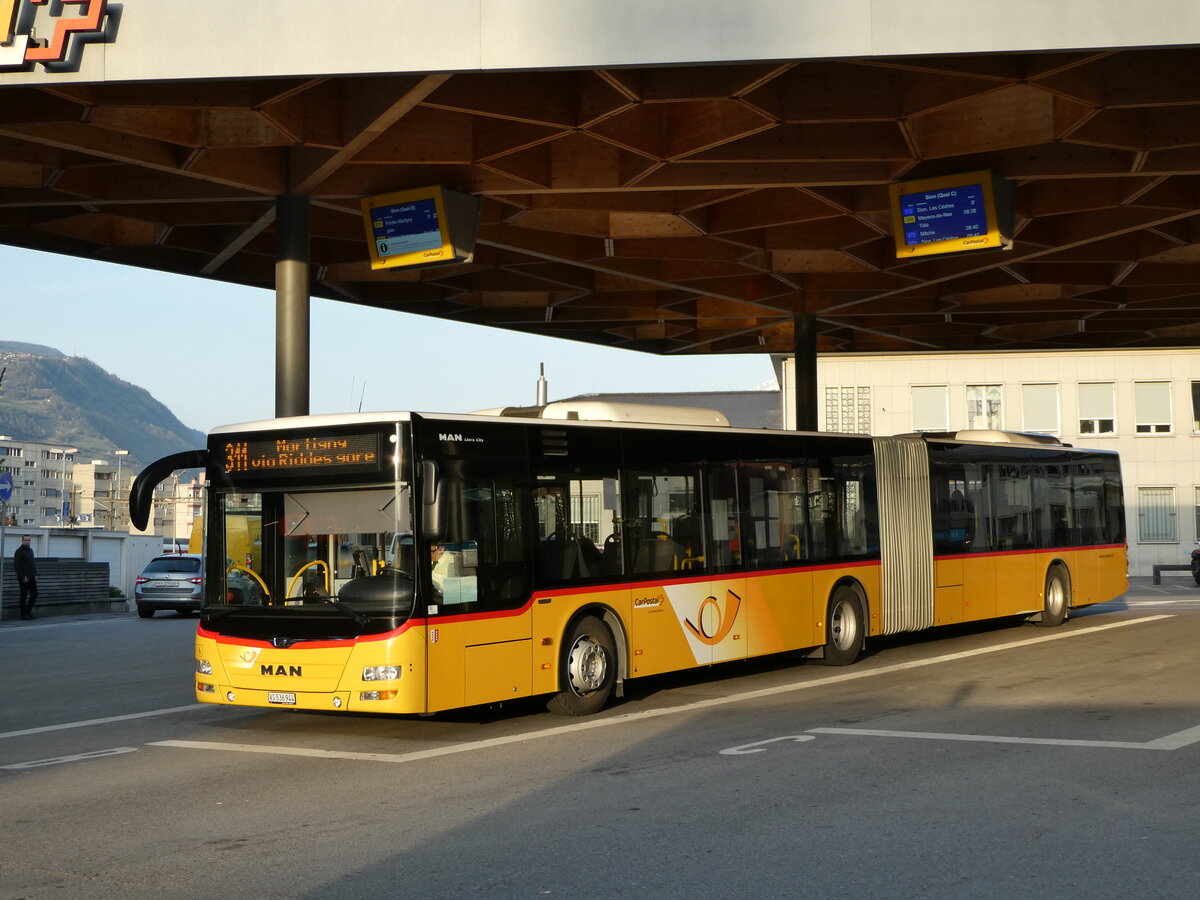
214, 484, 416, 619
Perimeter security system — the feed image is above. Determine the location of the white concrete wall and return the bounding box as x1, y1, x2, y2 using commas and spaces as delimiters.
3, 1, 1200, 86
2, 528, 165, 607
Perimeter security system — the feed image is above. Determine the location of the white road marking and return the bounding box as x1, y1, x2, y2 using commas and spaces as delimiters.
719, 735, 815, 755
806, 724, 1200, 751
0, 704, 204, 741
1124, 600, 1200, 608
0, 617, 134, 632
1, 747, 138, 770
150, 615, 1172, 765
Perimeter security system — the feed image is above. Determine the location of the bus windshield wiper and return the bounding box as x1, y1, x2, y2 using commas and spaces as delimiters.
307, 595, 370, 627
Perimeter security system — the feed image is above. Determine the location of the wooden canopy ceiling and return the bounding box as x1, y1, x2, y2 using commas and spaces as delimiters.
3, 46, 1200, 356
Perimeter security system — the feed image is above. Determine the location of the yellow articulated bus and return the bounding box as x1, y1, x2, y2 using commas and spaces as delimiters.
129, 403, 1126, 717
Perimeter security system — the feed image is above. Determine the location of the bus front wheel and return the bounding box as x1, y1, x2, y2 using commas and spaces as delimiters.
819, 585, 865, 666
547, 616, 616, 716
1034, 565, 1070, 627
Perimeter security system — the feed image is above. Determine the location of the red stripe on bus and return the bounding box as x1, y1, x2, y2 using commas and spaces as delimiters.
528, 558, 880, 598
934, 543, 1126, 562
212, 547, 1125, 648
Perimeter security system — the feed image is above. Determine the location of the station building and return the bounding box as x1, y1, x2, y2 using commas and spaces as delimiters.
781, 349, 1200, 579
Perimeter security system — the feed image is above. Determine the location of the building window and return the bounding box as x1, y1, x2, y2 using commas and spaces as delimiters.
1078, 382, 1115, 434
966, 384, 1003, 430
911, 385, 948, 432
1133, 381, 1171, 434
1021, 383, 1060, 434
824, 386, 871, 434
1138, 487, 1176, 542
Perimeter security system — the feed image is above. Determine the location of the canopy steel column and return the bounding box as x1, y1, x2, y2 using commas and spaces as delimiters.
793, 314, 818, 432
275, 195, 310, 418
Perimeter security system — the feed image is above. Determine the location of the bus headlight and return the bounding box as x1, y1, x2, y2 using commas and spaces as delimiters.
362, 665, 400, 682
196, 659, 212, 675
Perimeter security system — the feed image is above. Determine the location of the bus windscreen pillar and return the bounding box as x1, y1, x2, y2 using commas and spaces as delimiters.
793, 313, 818, 432
275, 194, 310, 418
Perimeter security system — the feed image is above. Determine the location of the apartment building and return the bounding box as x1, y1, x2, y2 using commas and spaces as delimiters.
0, 437, 79, 527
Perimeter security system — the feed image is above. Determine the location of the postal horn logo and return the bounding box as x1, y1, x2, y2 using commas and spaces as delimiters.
1, 0, 114, 71
684, 589, 742, 646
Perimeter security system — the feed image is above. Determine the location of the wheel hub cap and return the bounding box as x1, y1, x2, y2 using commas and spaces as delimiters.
567, 637, 606, 694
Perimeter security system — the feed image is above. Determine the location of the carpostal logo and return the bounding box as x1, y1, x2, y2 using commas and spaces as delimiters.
0, 0, 115, 71
683, 589, 742, 646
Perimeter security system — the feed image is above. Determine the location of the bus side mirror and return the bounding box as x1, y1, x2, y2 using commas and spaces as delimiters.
421, 460, 444, 539
129, 449, 210, 531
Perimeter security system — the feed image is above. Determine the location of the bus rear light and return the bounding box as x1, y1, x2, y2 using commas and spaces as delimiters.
359, 691, 398, 701
197, 682, 215, 693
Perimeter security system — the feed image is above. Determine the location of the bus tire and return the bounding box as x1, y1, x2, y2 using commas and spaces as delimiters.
819, 584, 865, 666
1035, 564, 1070, 627
546, 615, 616, 716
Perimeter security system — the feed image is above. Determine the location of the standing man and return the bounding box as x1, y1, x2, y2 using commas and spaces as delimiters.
14, 535, 38, 620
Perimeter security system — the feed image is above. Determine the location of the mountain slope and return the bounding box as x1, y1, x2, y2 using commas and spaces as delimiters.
0, 343, 204, 464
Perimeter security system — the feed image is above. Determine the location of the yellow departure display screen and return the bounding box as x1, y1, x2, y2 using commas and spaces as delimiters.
221, 433, 383, 479
888, 170, 1014, 259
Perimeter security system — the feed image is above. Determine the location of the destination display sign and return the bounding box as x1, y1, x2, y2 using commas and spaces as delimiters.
360, 185, 482, 271
221, 433, 383, 479
367, 196, 443, 260
888, 171, 1013, 259
898, 183, 986, 246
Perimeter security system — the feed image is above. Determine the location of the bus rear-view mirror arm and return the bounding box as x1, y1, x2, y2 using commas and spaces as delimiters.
129, 450, 211, 532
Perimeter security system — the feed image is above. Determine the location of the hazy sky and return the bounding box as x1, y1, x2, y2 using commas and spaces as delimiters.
2, 246, 777, 434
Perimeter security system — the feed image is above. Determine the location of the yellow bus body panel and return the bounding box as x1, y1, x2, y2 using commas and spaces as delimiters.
426, 605, 532, 712
939, 544, 1127, 626
195, 625, 430, 714
193, 546, 1123, 715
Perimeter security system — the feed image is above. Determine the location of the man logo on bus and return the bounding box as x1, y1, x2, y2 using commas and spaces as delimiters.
684, 589, 742, 646
261, 664, 302, 677
0, 0, 113, 70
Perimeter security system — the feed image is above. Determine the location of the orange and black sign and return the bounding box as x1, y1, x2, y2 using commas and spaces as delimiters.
1, 0, 112, 70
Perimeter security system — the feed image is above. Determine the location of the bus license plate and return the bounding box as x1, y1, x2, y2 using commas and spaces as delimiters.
267, 692, 296, 705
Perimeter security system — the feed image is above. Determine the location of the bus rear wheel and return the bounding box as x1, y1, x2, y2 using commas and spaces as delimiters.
819, 584, 865, 666
1035, 565, 1070, 627
547, 615, 615, 716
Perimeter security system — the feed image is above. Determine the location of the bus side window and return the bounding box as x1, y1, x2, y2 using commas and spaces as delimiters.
707, 463, 741, 572
532, 474, 619, 585
435, 477, 527, 609
737, 461, 809, 569
931, 459, 973, 554
625, 470, 703, 576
